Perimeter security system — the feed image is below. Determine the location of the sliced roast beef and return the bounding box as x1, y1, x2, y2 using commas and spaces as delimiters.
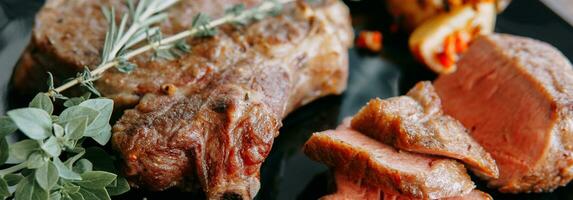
303, 126, 475, 199
351, 81, 498, 179
321, 172, 491, 200
434, 34, 573, 192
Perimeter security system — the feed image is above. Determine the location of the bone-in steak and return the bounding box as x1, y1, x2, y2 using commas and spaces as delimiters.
351, 81, 498, 179
13, 0, 353, 199
435, 34, 573, 192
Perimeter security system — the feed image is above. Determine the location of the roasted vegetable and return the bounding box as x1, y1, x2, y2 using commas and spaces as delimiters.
356, 31, 383, 52
409, 2, 496, 73
386, 0, 509, 32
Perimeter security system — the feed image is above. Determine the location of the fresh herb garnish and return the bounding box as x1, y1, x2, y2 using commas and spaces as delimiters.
0, 94, 127, 200
0, 0, 294, 199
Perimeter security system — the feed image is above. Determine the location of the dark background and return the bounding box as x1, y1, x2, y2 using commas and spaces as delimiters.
1, 0, 573, 199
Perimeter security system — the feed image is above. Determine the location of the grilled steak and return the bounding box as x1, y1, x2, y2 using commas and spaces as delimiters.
13, 0, 353, 198
351, 81, 498, 179
13, 0, 353, 109
304, 124, 475, 199
435, 34, 573, 192
322, 172, 491, 200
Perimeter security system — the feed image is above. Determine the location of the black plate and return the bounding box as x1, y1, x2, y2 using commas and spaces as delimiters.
2, 0, 573, 199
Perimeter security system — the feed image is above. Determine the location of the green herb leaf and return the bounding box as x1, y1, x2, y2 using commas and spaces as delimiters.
0, 116, 18, 138
73, 171, 116, 189
7, 108, 52, 140
78, 187, 110, 200
53, 158, 81, 180
0, 138, 8, 165
50, 191, 62, 200
63, 98, 81, 108
78, 68, 101, 97
63, 148, 86, 169
65, 192, 85, 200
116, 57, 137, 73
29, 93, 54, 115
106, 176, 129, 196
78, 99, 113, 137
35, 161, 59, 191
41, 136, 61, 157
26, 152, 46, 169
59, 106, 99, 125
191, 13, 217, 37
225, 3, 246, 16
8, 139, 40, 163
73, 159, 93, 174
90, 125, 111, 146
64, 117, 88, 140
63, 93, 90, 108
61, 182, 81, 194
15, 175, 48, 200
0, 177, 9, 197
4, 174, 24, 186
53, 123, 64, 138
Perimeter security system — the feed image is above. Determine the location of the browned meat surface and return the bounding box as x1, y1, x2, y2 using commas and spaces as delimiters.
443, 190, 492, 200
13, 0, 353, 109
13, 0, 353, 199
321, 172, 491, 200
435, 34, 573, 192
351, 81, 498, 179
303, 125, 475, 199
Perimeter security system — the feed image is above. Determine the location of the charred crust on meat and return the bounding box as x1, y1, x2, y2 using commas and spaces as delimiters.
212, 100, 229, 113
417, 0, 428, 9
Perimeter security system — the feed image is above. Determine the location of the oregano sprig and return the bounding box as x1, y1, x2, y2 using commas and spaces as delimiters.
0, 94, 128, 200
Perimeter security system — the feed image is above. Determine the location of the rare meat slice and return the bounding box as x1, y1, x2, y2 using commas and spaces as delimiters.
351, 81, 498, 179
303, 126, 475, 199
321, 172, 492, 200
434, 34, 573, 192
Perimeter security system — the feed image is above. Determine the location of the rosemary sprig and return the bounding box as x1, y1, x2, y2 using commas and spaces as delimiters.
100, 0, 179, 65
47, 0, 294, 97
